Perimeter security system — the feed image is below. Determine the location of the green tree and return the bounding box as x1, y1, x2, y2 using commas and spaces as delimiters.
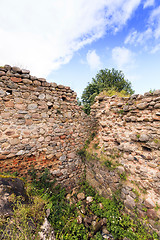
81, 68, 134, 114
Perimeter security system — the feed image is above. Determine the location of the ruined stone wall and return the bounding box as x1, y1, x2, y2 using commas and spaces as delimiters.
87, 91, 160, 235
1, 64, 160, 234
0, 65, 92, 188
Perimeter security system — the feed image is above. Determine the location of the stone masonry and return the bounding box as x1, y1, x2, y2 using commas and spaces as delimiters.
0, 65, 92, 188
1, 64, 160, 235
86, 91, 160, 235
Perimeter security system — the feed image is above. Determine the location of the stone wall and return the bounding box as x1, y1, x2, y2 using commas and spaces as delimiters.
1, 64, 160, 234
86, 91, 160, 235
0, 65, 92, 188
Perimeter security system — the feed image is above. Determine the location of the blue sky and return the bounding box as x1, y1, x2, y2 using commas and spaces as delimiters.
0, 0, 160, 97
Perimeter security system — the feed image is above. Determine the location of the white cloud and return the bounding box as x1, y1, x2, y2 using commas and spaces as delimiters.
86, 50, 101, 70
125, 5, 160, 51
0, 0, 141, 77
150, 44, 160, 53
143, 0, 155, 8
149, 6, 160, 39
112, 47, 134, 69
125, 28, 152, 45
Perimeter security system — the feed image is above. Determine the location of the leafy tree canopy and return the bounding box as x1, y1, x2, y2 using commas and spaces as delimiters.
81, 68, 134, 114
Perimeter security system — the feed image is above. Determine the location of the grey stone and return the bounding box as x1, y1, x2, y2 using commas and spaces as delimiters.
139, 134, 149, 142
124, 195, 136, 210
64, 111, 72, 118
0, 71, 6, 77
123, 105, 129, 112
28, 103, 38, 110
16, 150, 25, 155
137, 102, 148, 110
38, 218, 55, 240
153, 89, 160, 95
0, 177, 29, 217
117, 166, 125, 174
22, 69, 30, 74
86, 196, 93, 203
4, 65, 11, 71
118, 143, 136, 152
38, 78, 46, 82
0, 90, 5, 96
130, 94, 139, 99
154, 103, 160, 109
144, 198, 155, 208
30, 76, 37, 80
12, 66, 21, 73
77, 215, 83, 224
21, 74, 30, 79
38, 94, 45, 100
59, 155, 67, 162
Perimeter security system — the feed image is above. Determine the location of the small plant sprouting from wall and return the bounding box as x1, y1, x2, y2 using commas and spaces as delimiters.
132, 188, 140, 202
155, 202, 160, 211
119, 172, 127, 181
137, 134, 140, 139
131, 180, 148, 194
153, 138, 160, 145
117, 109, 124, 114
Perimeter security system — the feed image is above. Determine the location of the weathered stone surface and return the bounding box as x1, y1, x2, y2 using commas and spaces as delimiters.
28, 103, 38, 110
0, 90, 5, 96
144, 198, 155, 209
23, 79, 32, 84
123, 105, 129, 112
0, 65, 92, 191
11, 77, 22, 83
0, 71, 6, 76
86, 196, 93, 203
117, 166, 125, 174
137, 102, 148, 110
124, 195, 135, 210
154, 89, 160, 95
77, 192, 85, 200
139, 134, 149, 142
147, 209, 158, 220
12, 66, 21, 73
1, 65, 160, 233
0, 177, 29, 216
21, 69, 30, 74
154, 103, 160, 109
38, 218, 56, 240
88, 90, 160, 233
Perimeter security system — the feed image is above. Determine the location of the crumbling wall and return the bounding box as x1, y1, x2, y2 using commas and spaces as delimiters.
0, 65, 92, 188
1, 64, 160, 234
86, 91, 160, 235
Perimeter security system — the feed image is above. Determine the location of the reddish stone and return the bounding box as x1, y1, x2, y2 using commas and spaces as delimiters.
15, 104, 26, 110
153, 115, 160, 121
60, 135, 66, 139
5, 101, 14, 108
25, 119, 33, 125
32, 113, 40, 119
1, 112, 10, 119
147, 209, 158, 220
11, 77, 22, 83
5, 130, 15, 136
0, 154, 6, 160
